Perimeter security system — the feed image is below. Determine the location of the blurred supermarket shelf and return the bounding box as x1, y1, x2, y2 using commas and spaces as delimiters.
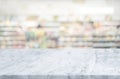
0, 21, 120, 48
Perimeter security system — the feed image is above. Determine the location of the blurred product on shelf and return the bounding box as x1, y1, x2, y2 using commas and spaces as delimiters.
36, 25, 45, 37
105, 15, 112, 21
25, 27, 35, 41
0, 15, 120, 48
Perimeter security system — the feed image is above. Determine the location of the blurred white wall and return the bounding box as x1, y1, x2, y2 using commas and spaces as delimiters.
0, 0, 120, 20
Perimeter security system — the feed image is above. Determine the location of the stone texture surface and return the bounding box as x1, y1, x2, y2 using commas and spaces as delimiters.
0, 49, 120, 78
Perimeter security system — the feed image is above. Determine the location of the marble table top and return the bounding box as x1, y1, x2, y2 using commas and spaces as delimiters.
0, 49, 120, 75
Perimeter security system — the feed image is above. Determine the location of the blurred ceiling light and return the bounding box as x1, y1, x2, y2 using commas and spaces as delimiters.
73, 7, 114, 14
46, 7, 114, 15
73, 0, 85, 4
20, 6, 114, 15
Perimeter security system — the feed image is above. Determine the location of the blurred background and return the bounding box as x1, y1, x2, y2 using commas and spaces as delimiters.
0, 0, 120, 48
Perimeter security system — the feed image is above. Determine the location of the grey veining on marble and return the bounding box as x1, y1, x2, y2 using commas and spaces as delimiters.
0, 49, 120, 75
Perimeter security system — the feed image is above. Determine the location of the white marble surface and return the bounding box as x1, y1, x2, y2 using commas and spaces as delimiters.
0, 49, 120, 75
